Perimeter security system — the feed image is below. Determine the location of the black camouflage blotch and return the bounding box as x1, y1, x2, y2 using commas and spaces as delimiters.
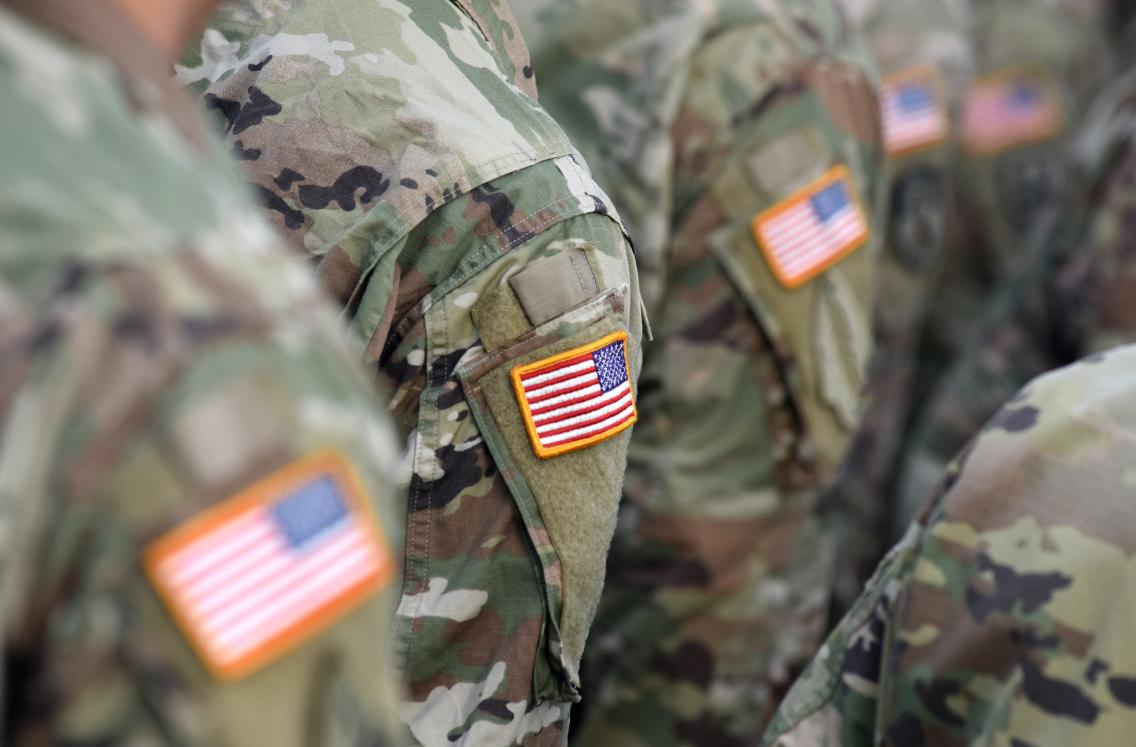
425, 194, 436, 213
230, 140, 261, 161
471, 183, 530, 245
417, 442, 485, 510
180, 316, 240, 342
965, 555, 1071, 623
425, 168, 438, 177
914, 679, 965, 728
232, 86, 282, 135
1013, 629, 1060, 650
1108, 675, 1136, 707
114, 312, 159, 352
476, 698, 513, 720
591, 194, 608, 215
28, 321, 61, 353
652, 642, 714, 688
441, 182, 463, 204
274, 168, 306, 191
55, 261, 90, 296
430, 348, 468, 386
254, 185, 305, 230
523, 64, 534, 79
842, 609, 885, 682
1086, 658, 1110, 684
1020, 656, 1099, 723
990, 405, 1040, 433
1011, 740, 1040, 747
248, 54, 272, 71
436, 381, 467, 412
297, 166, 390, 211
203, 93, 241, 133
885, 713, 925, 747
675, 713, 747, 747
400, 177, 419, 189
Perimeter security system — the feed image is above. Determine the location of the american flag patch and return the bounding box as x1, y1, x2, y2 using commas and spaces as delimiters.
144, 451, 395, 680
512, 331, 637, 458
963, 69, 1064, 155
751, 165, 870, 289
881, 66, 949, 157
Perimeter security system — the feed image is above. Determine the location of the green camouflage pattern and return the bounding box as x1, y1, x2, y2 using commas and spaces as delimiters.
0, 5, 407, 745
183, 1, 645, 744
762, 342, 1136, 747
516, 2, 886, 744
829, 0, 975, 612
895, 26, 1134, 535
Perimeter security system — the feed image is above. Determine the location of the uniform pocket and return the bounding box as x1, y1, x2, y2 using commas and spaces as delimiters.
456, 285, 636, 700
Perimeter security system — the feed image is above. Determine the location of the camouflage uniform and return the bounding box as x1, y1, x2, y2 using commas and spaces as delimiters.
895, 15, 1133, 534
181, 1, 645, 744
828, 0, 974, 610
762, 342, 1136, 747
515, 2, 886, 744
0, 1, 406, 745
900, 0, 1112, 509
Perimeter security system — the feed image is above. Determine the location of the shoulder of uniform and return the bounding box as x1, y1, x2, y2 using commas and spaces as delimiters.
939, 345, 1136, 537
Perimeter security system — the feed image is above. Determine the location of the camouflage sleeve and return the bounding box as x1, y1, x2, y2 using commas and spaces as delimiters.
767, 344, 1136, 746
355, 160, 644, 746
180, 2, 645, 743
557, 7, 887, 743
0, 254, 408, 747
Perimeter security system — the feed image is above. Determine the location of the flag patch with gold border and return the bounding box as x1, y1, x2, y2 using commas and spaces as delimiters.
752, 165, 870, 289
963, 68, 1064, 155
512, 331, 637, 459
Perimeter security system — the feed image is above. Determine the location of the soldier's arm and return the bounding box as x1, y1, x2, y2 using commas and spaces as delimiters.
766, 346, 1136, 746
0, 254, 408, 747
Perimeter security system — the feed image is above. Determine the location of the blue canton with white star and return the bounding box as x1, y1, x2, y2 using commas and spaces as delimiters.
592, 340, 628, 393
810, 180, 851, 223
271, 476, 349, 550
898, 84, 934, 113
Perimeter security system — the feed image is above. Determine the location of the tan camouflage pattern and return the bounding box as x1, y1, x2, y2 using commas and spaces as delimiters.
516, 1, 886, 744
0, 4, 407, 745
182, 1, 645, 744
763, 342, 1136, 747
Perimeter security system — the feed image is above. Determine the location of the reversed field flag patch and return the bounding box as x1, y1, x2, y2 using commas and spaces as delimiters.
512, 331, 638, 458
751, 165, 870, 289
963, 68, 1064, 155
145, 451, 395, 680
881, 66, 949, 157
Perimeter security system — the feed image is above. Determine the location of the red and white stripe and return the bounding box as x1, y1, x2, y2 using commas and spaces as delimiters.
759, 195, 865, 284
882, 86, 947, 155
520, 352, 635, 450
156, 508, 383, 665
964, 84, 1059, 152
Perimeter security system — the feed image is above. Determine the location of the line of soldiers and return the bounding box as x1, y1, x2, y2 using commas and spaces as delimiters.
1, 0, 1134, 745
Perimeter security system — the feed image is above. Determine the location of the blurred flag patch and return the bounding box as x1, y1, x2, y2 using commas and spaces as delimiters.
752, 165, 870, 288
964, 68, 1064, 154
882, 66, 949, 157
145, 451, 394, 680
